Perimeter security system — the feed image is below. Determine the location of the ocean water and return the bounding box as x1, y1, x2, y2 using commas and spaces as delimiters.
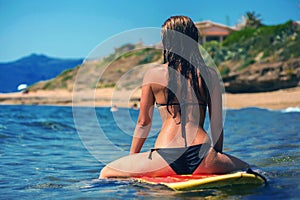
0, 105, 299, 199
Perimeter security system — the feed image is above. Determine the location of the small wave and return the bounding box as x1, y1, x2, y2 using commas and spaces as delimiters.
281, 107, 300, 113
22, 182, 65, 190
23, 120, 75, 131
0, 124, 7, 130
78, 178, 129, 190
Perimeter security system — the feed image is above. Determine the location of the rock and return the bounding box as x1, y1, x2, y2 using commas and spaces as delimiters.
223, 58, 300, 93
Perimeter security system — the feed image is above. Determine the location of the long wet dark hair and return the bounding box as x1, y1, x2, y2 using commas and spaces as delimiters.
161, 16, 210, 145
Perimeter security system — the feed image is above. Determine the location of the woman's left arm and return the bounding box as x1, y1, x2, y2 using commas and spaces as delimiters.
130, 72, 155, 154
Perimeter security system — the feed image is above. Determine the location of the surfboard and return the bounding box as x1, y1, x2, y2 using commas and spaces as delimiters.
134, 170, 267, 191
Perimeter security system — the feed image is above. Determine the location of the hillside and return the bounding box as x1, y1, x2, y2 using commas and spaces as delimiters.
29, 45, 162, 92
0, 54, 83, 93
205, 20, 300, 92
30, 21, 300, 93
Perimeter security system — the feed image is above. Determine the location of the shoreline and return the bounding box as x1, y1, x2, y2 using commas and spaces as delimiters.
223, 86, 300, 110
0, 87, 300, 110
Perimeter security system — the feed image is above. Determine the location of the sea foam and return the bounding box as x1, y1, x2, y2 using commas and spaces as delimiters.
281, 107, 300, 113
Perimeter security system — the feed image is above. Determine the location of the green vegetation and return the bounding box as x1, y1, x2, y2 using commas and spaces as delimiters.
203, 20, 300, 72
138, 48, 162, 65
103, 43, 141, 63
30, 66, 80, 91
42, 81, 55, 90
218, 65, 231, 76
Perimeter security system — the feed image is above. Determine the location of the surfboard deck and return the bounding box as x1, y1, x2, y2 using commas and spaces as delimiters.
134, 171, 266, 191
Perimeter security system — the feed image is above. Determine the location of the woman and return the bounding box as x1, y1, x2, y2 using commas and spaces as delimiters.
100, 16, 248, 178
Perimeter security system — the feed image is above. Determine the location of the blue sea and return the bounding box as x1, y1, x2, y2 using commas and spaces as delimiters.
0, 105, 299, 199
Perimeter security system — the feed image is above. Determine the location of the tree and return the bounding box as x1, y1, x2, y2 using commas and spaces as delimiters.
236, 11, 263, 29
244, 11, 263, 28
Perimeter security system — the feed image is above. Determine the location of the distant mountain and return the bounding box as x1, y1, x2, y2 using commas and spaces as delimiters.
0, 54, 83, 93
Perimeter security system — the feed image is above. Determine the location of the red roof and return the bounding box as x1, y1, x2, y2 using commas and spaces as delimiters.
196, 21, 236, 36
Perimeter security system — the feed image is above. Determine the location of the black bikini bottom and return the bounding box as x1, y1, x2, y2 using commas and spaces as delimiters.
148, 143, 210, 175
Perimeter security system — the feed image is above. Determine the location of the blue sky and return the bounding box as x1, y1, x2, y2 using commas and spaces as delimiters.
0, 0, 299, 62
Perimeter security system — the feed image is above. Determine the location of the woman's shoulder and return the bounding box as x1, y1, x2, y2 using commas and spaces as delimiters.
143, 63, 168, 85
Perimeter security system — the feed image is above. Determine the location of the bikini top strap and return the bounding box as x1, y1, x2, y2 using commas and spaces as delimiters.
156, 102, 207, 108
156, 102, 180, 107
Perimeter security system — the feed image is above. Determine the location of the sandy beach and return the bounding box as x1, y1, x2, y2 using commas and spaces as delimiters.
0, 87, 300, 110
224, 86, 300, 110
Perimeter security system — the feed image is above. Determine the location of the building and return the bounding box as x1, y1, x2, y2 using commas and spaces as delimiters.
195, 21, 237, 44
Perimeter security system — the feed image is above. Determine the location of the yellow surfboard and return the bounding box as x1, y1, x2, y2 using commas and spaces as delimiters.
135, 171, 266, 191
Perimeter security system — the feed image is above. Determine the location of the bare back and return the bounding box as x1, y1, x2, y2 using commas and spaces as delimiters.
144, 64, 211, 148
